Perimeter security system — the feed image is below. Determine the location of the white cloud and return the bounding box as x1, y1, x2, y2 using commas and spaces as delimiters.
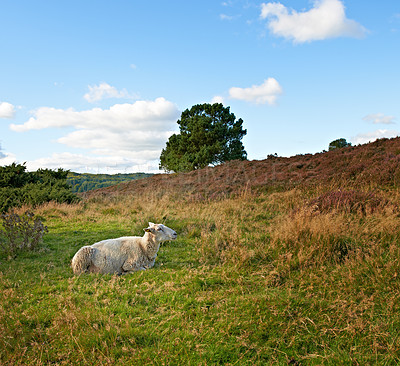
84, 82, 136, 103
11, 98, 181, 172
0, 150, 17, 165
25, 152, 161, 174
220, 13, 239, 21
211, 95, 225, 104
0, 102, 16, 119
57, 129, 173, 160
351, 129, 400, 145
0, 143, 17, 165
11, 98, 179, 132
220, 14, 233, 20
363, 113, 396, 125
228, 78, 283, 104
260, 0, 367, 43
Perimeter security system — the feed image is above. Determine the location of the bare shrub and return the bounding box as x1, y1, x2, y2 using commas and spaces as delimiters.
0, 211, 48, 258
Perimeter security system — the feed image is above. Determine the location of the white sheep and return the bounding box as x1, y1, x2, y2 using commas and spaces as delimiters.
71, 222, 177, 275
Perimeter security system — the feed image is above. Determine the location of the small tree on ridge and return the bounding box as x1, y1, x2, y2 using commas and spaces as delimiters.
329, 138, 352, 151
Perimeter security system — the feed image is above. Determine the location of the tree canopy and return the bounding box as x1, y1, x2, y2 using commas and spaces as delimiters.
159, 103, 247, 172
67, 172, 153, 193
329, 138, 352, 151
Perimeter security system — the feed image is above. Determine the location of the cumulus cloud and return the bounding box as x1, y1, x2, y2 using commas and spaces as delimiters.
0, 102, 16, 119
25, 152, 161, 174
363, 113, 396, 125
11, 98, 181, 172
11, 98, 178, 132
84, 82, 136, 103
57, 129, 173, 160
260, 0, 367, 43
228, 78, 283, 104
352, 129, 400, 145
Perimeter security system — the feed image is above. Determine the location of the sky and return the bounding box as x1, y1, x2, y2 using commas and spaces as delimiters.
0, 0, 399, 173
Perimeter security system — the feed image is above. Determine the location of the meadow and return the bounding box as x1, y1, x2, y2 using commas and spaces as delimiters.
1, 183, 399, 365
1, 139, 400, 365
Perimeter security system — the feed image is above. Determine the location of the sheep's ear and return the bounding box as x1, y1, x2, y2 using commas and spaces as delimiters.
145, 222, 155, 233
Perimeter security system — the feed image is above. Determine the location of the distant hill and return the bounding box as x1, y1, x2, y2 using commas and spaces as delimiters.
67, 172, 153, 193
83, 137, 400, 200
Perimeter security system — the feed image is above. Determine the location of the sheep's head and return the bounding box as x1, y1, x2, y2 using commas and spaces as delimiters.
144, 222, 177, 242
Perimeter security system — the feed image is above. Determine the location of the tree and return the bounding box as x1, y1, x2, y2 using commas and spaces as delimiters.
329, 138, 352, 151
160, 103, 247, 172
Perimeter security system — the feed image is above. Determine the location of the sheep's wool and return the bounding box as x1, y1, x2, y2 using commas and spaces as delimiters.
71, 223, 177, 275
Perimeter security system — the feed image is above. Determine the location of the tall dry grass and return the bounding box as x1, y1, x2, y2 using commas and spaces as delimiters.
31, 184, 400, 274
187, 184, 400, 288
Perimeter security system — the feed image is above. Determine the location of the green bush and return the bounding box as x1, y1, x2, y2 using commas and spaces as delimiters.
0, 163, 78, 212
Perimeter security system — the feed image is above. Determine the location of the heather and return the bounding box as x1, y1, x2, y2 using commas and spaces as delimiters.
84, 137, 400, 200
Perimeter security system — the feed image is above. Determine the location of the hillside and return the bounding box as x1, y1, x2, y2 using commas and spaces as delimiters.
2, 137, 400, 364
84, 137, 400, 200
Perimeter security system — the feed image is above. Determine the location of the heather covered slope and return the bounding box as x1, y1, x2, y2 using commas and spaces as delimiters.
85, 137, 400, 200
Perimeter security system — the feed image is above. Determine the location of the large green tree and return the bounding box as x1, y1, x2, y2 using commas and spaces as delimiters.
160, 103, 247, 172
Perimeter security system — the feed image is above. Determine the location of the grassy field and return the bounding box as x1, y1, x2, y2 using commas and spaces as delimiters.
1, 180, 400, 365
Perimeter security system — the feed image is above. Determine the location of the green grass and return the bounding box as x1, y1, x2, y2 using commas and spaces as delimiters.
1, 187, 400, 365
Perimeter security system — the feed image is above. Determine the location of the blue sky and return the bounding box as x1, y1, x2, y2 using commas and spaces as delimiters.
0, 0, 399, 173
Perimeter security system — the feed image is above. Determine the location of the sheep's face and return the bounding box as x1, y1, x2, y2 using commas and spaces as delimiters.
144, 222, 177, 242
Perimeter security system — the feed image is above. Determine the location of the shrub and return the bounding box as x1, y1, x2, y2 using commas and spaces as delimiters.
0, 163, 78, 212
0, 211, 48, 258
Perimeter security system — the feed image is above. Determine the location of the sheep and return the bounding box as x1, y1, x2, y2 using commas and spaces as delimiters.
71, 222, 177, 275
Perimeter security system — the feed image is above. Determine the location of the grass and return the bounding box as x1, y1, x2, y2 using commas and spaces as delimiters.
1, 183, 400, 365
